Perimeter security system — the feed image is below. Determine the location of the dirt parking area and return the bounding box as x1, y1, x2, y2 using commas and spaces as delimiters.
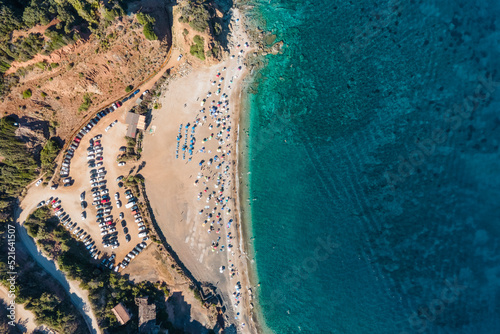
45, 109, 149, 269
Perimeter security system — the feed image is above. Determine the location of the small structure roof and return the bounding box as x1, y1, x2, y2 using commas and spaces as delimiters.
112, 302, 131, 325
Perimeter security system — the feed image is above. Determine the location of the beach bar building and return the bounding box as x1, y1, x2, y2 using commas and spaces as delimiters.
126, 111, 146, 138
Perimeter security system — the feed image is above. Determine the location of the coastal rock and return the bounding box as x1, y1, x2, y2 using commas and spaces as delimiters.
270, 40, 284, 55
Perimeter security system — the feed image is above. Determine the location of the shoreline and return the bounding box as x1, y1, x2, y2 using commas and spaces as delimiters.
139, 4, 267, 333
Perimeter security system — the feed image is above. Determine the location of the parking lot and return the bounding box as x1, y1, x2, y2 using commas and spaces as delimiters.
43, 109, 150, 271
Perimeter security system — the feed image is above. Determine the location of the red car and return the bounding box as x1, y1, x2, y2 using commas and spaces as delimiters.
53, 206, 61, 212
116, 101, 122, 107
74, 137, 81, 143
101, 199, 109, 204
106, 221, 114, 225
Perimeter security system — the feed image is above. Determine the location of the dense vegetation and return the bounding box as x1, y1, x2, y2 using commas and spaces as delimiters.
40, 137, 61, 174
0, 116, 38, 212
26, 207, 172, 332
0, 0, 127, 96
190, 35, 205, 60
136, 12, 157, 41
178, 0, 212, 33
0, 221, 88, 333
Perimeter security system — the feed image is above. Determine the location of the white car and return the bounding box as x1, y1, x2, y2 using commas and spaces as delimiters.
35, 179, 42, 186
114, 192, 119, 200
81, 212, 86, 220
138, 226, 146, 231
118, 162, 125, 166
177, 54, 183, 61
116, 200, 122, 208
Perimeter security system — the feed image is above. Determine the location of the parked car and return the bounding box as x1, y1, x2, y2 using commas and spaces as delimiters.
118, 161, 125, 166
125, 234, 131, 242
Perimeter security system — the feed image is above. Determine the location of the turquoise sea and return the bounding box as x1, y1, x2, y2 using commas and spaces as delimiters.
243, 0, 500, 333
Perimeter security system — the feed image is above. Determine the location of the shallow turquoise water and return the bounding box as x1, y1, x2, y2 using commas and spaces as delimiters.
245, 0, 500, 333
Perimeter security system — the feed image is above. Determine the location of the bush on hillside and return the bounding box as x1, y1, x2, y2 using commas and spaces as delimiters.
22, 89, 32, 99
190, 35, 205, 60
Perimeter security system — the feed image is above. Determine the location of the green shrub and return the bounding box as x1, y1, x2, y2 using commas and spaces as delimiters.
40, 92, 47, 98
78, 94, 92, 112
125, 85, 133, 93
22, 89, 32, 99
190, 35, 205, 61
35, 62, 46, 70
143, 22, 157, 40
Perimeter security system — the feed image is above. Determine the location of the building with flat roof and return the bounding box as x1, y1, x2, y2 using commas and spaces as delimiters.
111, 302, 131, 325
126, 112, 146, 138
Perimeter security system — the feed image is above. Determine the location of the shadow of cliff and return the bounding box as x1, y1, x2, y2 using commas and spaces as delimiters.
166, 291, 212, 334
213, 0, 234, 52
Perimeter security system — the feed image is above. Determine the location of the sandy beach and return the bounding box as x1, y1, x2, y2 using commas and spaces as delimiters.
142, 8, 258, 333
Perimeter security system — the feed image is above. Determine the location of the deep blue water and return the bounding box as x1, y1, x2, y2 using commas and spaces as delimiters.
244, 0, 500, 333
